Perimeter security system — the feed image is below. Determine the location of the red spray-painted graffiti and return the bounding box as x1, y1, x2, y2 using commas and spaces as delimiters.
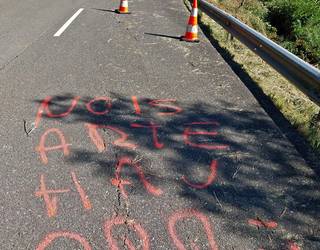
288, 241, 301, 250
131, 96, 142, 115
86, 96, 112, 115
36, 122, 229, 161
34, 96, 184, 129
183, 122, 229, 150
37, 211, 217, 249
148, 99, 183, 116
36, 231, 92, 250
35, 128, 71, 165
248, 218, 278, 229
30, 94, 301, 250
111, 156, 163, 198
168, 209, 218, 250
104, 216, 150, 250
71, 171, 92, 210
35, 96, 80, 128
182, 160, 218, 189
130, 122, 164, 149
33, 97, 230, 154
85, 123, 137, 152
35, 172, 92, 217
35, 174, 70, 218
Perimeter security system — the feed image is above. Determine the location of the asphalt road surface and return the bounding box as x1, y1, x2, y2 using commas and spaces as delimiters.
0, 0, 319, 249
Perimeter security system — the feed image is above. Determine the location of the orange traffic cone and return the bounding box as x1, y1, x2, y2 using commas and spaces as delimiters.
115, 0, 130, 14
181, 0, 199, 42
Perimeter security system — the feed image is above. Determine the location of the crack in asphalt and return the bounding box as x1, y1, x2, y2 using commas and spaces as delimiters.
111, 156, 134, 248
0, 24, 53, 72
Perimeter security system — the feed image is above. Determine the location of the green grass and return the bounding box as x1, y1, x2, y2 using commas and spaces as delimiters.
263, 0, 320, 66
187, 0, 320, 152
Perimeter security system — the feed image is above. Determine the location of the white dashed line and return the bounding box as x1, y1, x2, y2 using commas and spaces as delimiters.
54, 8, 84, 37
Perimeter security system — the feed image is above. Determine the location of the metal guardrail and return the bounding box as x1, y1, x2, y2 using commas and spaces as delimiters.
196, 0, 320, 106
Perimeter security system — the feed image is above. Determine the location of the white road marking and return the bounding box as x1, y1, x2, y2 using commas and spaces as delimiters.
54, 8, 84, 37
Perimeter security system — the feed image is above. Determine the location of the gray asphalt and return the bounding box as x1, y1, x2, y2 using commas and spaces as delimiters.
0, 0, 319, 249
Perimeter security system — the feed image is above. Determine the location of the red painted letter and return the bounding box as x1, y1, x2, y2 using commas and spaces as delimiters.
248, 218, 278, 229
182, 160, 218, 189
35, 172, 92, 217
35, 174, 70, 217
111, 156, 163, 198
71, 171, 92, 210
288, 241, 300, 250
131, 96, 142, 115
36, 231, 92, 250
130, 122, 164, 149
35, 128, 71, 164
85, 123, 137, 152
35, 96, 80, 128
86, 96, 112, 115
183, 122, 229, 150
168, 209, 218, 250
104, 216, 150, 250
148, 99, 183, 116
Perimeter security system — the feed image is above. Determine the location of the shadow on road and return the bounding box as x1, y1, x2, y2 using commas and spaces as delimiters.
91, 8, 117, 14
33, 93, 320, 248
144, 32, 182, 40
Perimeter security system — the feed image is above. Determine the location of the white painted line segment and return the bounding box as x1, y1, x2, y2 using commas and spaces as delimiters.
54, 8, 84, 37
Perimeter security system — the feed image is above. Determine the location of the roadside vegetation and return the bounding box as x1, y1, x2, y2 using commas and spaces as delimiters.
187, 0, 320, 151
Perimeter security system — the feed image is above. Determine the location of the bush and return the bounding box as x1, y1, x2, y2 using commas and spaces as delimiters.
264, 0, 320, 65
205, 0, 320, 152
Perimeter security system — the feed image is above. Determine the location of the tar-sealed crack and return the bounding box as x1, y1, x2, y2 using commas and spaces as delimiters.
113, 156, 122, 217
112, 157, 133, 248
